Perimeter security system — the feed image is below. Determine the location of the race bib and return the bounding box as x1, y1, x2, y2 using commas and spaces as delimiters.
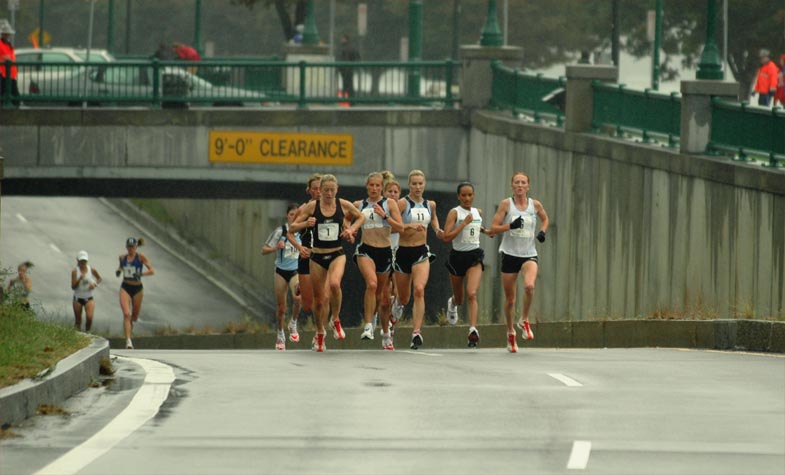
411, 209, 430, 226
122, 265, 137, 278
460, 222, 481, 244
283, 242, 299, 259
510, 216, 534, 238
362, 207, 383, 229
317, 222, 340, 242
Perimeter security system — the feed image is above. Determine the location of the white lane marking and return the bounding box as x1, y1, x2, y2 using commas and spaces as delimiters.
566, 440, 592, 470
402, 350, 443, 357
35, 357, 175, 475
16, 213, 28, 223
548, 373, 583, 387
49, 243, 62, 254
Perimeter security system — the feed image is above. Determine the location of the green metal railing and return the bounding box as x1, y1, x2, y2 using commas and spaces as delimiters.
708, 98, 784, 167
3, 59, 458, 108
490, 61, 565, 126
592, 81, 681, 147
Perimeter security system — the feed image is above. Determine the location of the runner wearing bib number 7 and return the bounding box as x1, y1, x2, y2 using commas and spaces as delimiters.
441, 182, 493, 348
490, 172, 549, 353
290, 174, 365, 352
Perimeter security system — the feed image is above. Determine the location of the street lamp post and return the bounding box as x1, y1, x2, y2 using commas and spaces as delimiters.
479, 0, 502, 47
194, 0, 203, 55
107, 0, 115, 54
696, 0, 723, 80
408, 0, 422, 98
302, 0, 320, 46
651, 0, 662, 90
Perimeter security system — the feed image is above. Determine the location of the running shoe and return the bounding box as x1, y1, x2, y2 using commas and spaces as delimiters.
275, 337, 286, 351
410, 331, 423, 350
468, 327, 480, 348
391, 298, 404, 320
361, 322, 374, 340
507, 332, 518, 353
446, 297, 458, 325
312, 333, 326, 352
330, 319, 346, 340
126, 338, 134, 350
382, 334, 395, 351
288, 319, 300, 343
523, 321, 534, 340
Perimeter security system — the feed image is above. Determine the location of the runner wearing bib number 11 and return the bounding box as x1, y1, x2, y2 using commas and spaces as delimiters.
262, 203, 302, 351
490, 172, 549, 353
290, 174, 365, 352
441, 182, 493, 348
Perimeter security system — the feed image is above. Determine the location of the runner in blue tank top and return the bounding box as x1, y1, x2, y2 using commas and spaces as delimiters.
116, 237, 155, 350
490, 172, 549, 353
290, 174, 365, 352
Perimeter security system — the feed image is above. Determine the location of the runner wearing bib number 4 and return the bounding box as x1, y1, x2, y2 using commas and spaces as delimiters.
490, 172, 549, 353
290, 174, 365, 352
441, 182, 493, 348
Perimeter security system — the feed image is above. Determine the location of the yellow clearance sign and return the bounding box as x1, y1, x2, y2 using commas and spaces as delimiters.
209, 131, 353, 166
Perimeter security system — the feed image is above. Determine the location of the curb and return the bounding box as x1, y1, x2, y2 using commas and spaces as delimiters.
0, 336, 110, 427
107, 319, 785, 353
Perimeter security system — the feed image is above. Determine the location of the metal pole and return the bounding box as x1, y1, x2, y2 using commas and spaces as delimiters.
651, 0, 662, 90
124, 0, 132, 54
479, 0, 502, 46
503, 0, 508, 46
451, 0, 460, 60
408, 0, 422, 98
329, 0, 335, 57
611, 0, 620, 66
38, 0, 45, 48
194, 0, 202, 55
107, 0, 115, 53
722, 0, 727, 76
83, 0, 96, 108
302, 0, 320, 46
696, 0, 723, 80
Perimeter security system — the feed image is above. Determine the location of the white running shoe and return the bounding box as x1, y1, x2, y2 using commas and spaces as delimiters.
125, 338, 134, 350
507, 332, 518, 353
382, 333, 394, 351
447, 297, 458, 325
391, 298, 404, 320
288, 319, 300, 343
468, 327, 479, 348
275, 336, 286, 351
361, 322, 374, 340
330, 319, 346, 340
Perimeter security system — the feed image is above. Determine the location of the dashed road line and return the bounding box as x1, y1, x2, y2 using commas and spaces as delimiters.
16, 213, 28, 223
567, 440, 592, 470
548, 372, 583, 387
35, 357, 175, 475
49, 243, 62, 254
402, 350, 443, 357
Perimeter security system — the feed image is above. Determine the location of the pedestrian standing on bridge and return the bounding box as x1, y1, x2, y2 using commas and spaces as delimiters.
290, 174, 365, 352
0, 20, 19, 107
442, 182, 492, 348
338, 34, 360, 99
394, 170, 444, 350
117, 237, 155, 350
490, 172, 549, 353
262, 203, 302, 351
753, 49, 778, 107
288, 174, 322, 338
72, 250, 102, 332
352, 171, 403, 350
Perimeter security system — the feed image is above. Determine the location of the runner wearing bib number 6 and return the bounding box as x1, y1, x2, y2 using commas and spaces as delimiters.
290, 174, 365, 352
441, 182, 493, 348
490, 172, 549, 353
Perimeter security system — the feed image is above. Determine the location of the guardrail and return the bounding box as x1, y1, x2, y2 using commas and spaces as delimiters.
490, 60, 565, 125
2, 59, 458, 108
591, 81, 681, 147
708, 98, 784, 167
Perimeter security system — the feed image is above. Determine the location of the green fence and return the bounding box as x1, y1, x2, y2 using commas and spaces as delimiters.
709, 98, 784, 167
3, 59, 458, 108
490, 61, 565, 125
592, 82, 681, 147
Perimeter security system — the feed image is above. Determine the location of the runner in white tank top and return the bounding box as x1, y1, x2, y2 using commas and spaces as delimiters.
71, 251, 103, 332
490, 172, 549, 353
441, 182, 493, 348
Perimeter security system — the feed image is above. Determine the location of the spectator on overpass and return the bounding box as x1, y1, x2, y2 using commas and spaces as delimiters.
0, 20, 19, 106
774, 54, 785, 107
491, 172, 549, 353
753, 49, 778, 106
172, 42, 201, 74
289, 174, 365, 352
338, 34, 360, 99
71, 251, 103, 333
262, 203, 302, 351
394, 170, 444, 350
117, 237, 155, 350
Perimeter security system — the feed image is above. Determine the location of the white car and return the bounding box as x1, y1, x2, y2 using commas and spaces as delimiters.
15, 47, 115, 96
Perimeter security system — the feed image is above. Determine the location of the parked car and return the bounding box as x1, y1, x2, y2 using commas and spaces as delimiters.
27, 61, 269, 107
15, 47, 115, 97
